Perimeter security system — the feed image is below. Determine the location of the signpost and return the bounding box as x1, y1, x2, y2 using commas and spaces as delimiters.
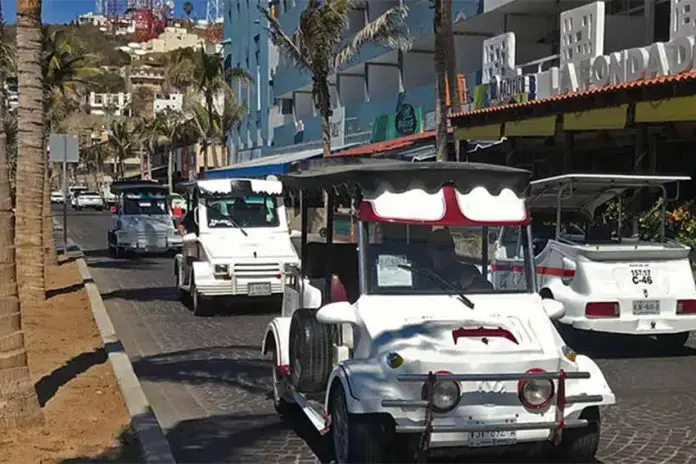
49, 134, 79, 250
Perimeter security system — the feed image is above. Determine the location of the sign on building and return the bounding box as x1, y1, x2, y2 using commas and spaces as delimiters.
476, 0, 696, 109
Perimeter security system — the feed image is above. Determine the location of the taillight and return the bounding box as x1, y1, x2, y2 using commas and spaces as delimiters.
585, 302, 619, 318
518, 368, 554, 410
676, 300, 696, 315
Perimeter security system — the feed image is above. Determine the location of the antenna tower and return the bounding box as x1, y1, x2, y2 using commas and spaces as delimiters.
206, 0, 222, 23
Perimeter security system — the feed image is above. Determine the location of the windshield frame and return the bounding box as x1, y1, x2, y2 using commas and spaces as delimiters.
358, 220, 537, 297
201, 193, 281, 230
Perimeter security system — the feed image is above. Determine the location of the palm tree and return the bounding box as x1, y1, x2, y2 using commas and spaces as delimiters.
432, 0, 456, 161
106, 116, 141, 179
259, 0, 411, 157
15, 0, 48, 304
0, 0, 43, 430
183, 1, 194, 22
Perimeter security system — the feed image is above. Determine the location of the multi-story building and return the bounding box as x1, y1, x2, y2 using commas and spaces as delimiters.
88, 92, 132, 116
222, 0, 673, 167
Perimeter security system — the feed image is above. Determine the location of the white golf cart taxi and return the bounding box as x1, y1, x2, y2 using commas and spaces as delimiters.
261, 159, 614, 463
174, 177, 300, 316
107, 180, 182, 257
494, 173, 695, 347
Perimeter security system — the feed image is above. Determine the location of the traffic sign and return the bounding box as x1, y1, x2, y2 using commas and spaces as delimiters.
49, 134, 79, 163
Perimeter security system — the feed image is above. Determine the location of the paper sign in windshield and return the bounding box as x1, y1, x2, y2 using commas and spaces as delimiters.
138, 201, 152, 207
377, 254, 412, 287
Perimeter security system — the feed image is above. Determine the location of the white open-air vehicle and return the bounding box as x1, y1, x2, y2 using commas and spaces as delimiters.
107, 180, 182, 257
494, 173, 696, 348
174, 177, 300, 316
261, 158, 615, 463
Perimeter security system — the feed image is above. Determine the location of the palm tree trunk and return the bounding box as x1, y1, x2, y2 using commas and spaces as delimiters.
314, 77, 333, 158
15, 0, 46, 304
167, 147, 174, 193
433, 0, 451, 162
0, 90, 43, 430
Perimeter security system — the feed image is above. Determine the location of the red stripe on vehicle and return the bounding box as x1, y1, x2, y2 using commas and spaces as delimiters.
491, 263, 575, 277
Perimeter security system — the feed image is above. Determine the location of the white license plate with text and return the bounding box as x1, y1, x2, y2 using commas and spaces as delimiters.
467, 419, 517, 447
248, 282, 272, 296
633, 300, 660, 315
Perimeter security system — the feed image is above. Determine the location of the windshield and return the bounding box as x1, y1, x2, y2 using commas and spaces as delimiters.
364, 223, 534, 296
82, 192, 100, 197
204, 195, 279, 229
123, 194, 168, 215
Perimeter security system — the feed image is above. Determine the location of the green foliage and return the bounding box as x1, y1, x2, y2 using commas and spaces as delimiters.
89, 72, 126, 93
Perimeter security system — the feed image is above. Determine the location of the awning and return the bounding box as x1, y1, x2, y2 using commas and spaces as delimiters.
202, 145, 356, 179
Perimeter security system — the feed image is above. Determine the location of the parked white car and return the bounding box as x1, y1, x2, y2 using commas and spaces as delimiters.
107, 180, 182, 257
74, 191, 105, 210
494, 173, 696, 348
262, 159, 615, 463
50, 190, 65, 204
174, 177, 300, 316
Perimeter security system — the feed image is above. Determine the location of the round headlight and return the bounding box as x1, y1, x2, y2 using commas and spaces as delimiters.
422, 380, 460, 413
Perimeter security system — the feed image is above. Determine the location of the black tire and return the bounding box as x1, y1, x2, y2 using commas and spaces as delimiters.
288, 309, 333, 393
656, 332, 690, 351
553, 406, 600, 462
175, 266, 189, 303
329, 383, 386, 463
191, 282, 212, 316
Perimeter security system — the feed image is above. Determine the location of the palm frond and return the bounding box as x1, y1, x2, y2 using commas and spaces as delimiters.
335, 4, 411, 69
258, 4, 311, 71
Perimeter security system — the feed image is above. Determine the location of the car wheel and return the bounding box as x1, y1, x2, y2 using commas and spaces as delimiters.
190, 281, 212, 317
553, 406, 600, 462
288, 309, 333, 393
268, 346, 291, 415
656, 332, 690, 351
329, 383, 386, 463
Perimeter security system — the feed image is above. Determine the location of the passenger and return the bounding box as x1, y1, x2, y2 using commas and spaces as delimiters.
426, 228, 493, 291
178, 209, 196, 236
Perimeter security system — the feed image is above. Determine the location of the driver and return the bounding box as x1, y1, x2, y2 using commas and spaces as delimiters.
426, 228, 492, 291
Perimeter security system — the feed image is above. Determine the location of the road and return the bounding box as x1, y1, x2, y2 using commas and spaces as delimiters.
57, 206, 696, 463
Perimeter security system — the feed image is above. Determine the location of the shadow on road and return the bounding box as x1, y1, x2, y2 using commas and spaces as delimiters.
132, 346, 268, 394
35, 348, 108, 407
166, 407, 331, 463
86, 259, 163, 271
101, 287, 180, 303
565, 330, 696, 360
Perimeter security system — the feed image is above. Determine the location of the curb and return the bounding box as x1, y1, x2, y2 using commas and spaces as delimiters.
55, 221, 176, 464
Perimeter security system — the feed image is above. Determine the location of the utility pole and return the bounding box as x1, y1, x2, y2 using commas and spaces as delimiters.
433, 0, 456, 162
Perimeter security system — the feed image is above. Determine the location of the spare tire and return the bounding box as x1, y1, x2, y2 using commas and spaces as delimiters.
289, 309, 334, 393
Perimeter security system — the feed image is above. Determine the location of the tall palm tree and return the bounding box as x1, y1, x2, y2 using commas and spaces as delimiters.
0, 0, 43, 430
183, 1, 194, 22
432, 0, 456, 161
106, 116, 141, 179
260, 0, 411, 157
15, 0, 47, 304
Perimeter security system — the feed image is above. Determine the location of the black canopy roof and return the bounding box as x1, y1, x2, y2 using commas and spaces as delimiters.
282, 157, 531, 196
110, 180, 168, 195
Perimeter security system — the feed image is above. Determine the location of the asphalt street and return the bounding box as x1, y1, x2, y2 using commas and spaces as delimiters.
55, 206, 696, 463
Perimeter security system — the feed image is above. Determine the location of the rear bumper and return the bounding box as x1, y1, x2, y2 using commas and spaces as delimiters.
570, 315, 696, 334
196, 278, 284, 297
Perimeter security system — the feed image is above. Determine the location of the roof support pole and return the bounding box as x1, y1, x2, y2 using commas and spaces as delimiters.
631, 126, 648, 236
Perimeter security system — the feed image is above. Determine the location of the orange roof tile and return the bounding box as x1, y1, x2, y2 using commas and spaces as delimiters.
450, 70, 696, 120
335, 128, 453, 157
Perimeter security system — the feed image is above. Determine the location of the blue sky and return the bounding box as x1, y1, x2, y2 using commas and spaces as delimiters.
3, 0, 209, 24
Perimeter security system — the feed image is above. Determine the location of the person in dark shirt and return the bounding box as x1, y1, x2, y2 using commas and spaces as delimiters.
178, 210, 196, 235
426, 228, 493, 291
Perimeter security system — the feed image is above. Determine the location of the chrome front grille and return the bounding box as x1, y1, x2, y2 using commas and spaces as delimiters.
233, 262, 281, 279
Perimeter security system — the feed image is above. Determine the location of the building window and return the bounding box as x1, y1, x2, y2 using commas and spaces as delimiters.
281, 98, 293, 115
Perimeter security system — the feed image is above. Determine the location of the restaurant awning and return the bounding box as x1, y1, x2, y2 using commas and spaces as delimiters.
203, 147, 335, 179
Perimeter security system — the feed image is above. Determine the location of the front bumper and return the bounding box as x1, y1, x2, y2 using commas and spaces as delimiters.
196, 277, 284, 297
116, 233, 180, 253
381, 370, 601, 450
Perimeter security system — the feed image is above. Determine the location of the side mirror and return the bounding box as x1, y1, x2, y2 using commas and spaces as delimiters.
182, 233, 197, 244
316, 301, 357, 325
561, 257, 576, 285
542, 299, 565, 321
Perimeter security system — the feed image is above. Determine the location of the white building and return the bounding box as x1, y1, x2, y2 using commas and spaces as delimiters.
154, 93, 184, 114
89, 92, 132, 117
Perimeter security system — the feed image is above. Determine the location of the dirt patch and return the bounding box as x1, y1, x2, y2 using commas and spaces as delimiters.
0, 254, 142, 463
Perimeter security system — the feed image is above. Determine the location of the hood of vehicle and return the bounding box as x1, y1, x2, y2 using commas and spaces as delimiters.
121, 215, 174, 232
356, 294, 558, 357
199, 230, 298, 260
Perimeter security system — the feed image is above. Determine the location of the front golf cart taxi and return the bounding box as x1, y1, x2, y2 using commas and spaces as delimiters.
173, 177, 299, 316
261, 158, 615, 463
494, 173, 695, 348
107, 180, 182, 257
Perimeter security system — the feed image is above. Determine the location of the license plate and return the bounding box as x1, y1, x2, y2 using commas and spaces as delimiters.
248, 282, 272, 296
467, 419, 517, 447
633, 300, 660, 315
